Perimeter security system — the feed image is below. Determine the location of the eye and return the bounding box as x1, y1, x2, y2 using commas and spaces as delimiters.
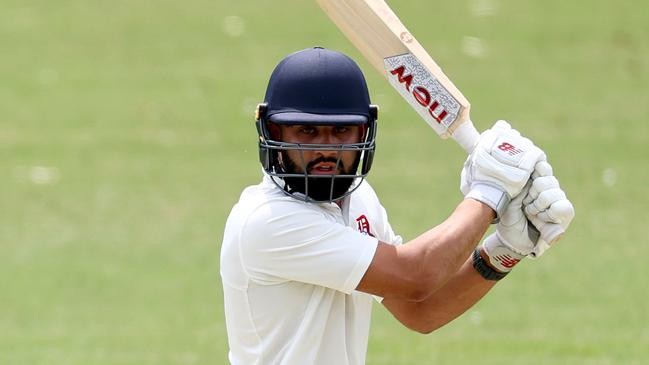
298, 126, 316, 135
334, 126, 349, 134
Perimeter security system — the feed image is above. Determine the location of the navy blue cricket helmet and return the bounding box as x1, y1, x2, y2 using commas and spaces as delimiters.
255, 47, 378, 202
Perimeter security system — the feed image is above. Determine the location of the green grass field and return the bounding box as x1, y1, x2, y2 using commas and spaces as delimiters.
2, 0, 648, 364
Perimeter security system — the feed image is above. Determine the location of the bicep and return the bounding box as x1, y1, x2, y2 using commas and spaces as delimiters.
357, 199, 495, 302
356, 240, 426, 301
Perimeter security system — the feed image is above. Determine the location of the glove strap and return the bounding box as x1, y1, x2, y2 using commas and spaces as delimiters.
466, 183, 509, 222
472, 248, 508, 281
482, 234, 525, 273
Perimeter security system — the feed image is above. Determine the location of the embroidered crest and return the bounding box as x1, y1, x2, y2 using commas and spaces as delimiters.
355, 215, 374, 237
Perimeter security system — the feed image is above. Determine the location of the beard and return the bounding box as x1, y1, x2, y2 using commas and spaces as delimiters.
280, 152, 360, 202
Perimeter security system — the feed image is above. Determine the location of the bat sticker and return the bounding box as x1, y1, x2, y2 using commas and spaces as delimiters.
384, 53, 461, 131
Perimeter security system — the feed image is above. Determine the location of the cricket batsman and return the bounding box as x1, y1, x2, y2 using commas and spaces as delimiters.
220, 47, 574, 365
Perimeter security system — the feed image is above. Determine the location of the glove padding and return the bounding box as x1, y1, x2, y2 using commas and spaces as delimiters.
523, 161, 575, 257
481, 181, 537, 273
461, 120, 546, 218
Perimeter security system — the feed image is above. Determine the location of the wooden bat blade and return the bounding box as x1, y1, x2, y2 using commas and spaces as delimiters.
316, 0, 474, 144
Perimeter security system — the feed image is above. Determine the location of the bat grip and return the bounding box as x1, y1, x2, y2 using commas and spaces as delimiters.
451, 119, 564, 245
451, 119, 480, 153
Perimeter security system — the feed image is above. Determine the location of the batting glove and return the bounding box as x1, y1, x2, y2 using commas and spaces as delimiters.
523, 161, 575, 257
478, 181, 538, 277
461, 120, 546, 219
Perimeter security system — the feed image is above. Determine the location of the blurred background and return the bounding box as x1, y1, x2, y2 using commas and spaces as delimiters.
1, 0, 647, 364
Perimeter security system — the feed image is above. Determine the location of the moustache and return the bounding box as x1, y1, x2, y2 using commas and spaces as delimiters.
306, 156, 345, 171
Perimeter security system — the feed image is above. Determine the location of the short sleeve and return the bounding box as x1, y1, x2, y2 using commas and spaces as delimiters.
239, 201, 378, 294
356, 181, 403, 246
378, 205, 403, 246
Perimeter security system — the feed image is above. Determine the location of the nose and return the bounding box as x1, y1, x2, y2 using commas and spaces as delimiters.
312, 129, 341, 158
312, 128, 338, 144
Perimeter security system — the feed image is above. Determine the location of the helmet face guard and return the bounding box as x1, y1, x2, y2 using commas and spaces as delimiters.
256, 103, 378, 203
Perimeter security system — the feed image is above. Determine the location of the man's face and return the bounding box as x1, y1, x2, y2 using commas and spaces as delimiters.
276, 124, 364, 174
268, 123, 366, 201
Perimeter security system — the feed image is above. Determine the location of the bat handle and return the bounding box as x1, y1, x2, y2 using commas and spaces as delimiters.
451, 119, 564, 246
451, 119, 481, 154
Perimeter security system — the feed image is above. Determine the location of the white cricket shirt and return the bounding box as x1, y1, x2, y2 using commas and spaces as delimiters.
220, 174, 402, 365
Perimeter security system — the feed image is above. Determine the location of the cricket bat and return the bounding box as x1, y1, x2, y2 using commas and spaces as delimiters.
316, 0, 564, 245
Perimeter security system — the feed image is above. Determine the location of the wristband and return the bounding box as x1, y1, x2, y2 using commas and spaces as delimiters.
466, 183, 509, 222
472, 248, 508, 281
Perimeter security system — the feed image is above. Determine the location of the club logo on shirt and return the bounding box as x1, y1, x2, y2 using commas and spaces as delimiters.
355, 215, 374, 237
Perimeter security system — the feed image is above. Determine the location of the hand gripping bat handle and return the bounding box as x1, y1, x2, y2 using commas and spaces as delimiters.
451, 120, 565, 245
531, 221, 564, 245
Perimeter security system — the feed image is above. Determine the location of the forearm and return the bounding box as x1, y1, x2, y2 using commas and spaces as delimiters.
356, 198, 495, 301
383, 255, 497, 334
403, 198, 494, 293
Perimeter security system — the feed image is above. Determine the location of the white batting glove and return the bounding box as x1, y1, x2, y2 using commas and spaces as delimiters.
479, 181, 542, 275
461, 120, 546, 219
523, 161, 575, 257
477, 180, 546, 278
